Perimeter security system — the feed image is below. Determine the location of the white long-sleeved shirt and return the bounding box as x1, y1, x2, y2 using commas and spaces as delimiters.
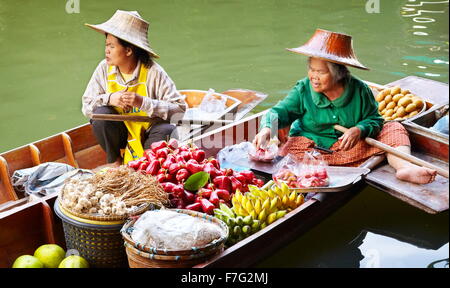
81, 59, 187, 120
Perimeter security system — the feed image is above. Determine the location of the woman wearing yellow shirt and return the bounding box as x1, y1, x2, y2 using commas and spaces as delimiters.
82, 10, 187, 166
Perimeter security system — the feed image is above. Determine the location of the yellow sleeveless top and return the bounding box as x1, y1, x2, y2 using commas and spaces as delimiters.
107, 63, 150, 164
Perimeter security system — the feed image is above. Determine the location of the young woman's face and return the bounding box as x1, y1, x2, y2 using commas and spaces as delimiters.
308, 58, 334, 93
105, 34, 131, 66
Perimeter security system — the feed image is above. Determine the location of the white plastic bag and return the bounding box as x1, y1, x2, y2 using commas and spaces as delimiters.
297, 151, 329, 187
11, 162, 92, 196
183, 89, 227, 121
199, 88, 226, 114
248, 138, 279, 163
131, 210, 224, 250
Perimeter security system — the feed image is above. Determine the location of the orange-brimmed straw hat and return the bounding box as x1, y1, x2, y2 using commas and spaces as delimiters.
85, 10, 159, 58
287, 29, 369, 70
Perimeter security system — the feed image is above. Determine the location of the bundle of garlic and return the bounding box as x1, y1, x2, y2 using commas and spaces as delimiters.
61, 166, 169, 217
61, 177, 137, 216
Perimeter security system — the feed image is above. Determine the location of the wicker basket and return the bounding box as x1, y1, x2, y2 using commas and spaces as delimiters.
124, 242, 223, 268
54, 199, 129, 268
59, 187, 153, 222
121, 209, 228, 268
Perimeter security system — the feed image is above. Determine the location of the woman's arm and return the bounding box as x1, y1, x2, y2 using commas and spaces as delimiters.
139, 63, 187, 121
355, 84, 384, 139
81, 60, 111, 118
260, 82, 304, 131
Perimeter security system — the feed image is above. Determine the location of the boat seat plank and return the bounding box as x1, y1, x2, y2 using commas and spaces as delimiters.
32, 133, 77, 167
0, 156, 18, 203
365, 152, 449, 214
73, 144, 107, 170
0, 146, 42, 202
0, 202, 50, 267
29, 144, 41, 166
1, 146, 38, 175
63, 124, 107, 169
65, 124, 99, 153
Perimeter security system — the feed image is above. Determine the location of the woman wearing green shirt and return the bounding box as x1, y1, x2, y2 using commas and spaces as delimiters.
253, 29, 436, 185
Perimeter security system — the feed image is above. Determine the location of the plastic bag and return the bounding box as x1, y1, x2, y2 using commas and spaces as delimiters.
248, 138, 279, 163
131, 210, 224, 250
183, 89, 227, 121
217, 142, 252, 164
272, 154, 301, 188
199, 88, 226, 114
273, 151, 329, 188
430, 114, 449, 135
11, 162, 93, 197
297, 151, 329, 188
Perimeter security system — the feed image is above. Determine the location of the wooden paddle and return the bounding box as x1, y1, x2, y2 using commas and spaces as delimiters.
334, 124, 449, 178
91, 114, 234, 126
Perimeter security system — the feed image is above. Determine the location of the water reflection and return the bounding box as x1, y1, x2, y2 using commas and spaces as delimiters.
356, 231, 449, 268
398, 0, 449, 80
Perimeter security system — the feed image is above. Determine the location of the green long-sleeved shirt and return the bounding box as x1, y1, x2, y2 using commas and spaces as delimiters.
261, 76, 384, 149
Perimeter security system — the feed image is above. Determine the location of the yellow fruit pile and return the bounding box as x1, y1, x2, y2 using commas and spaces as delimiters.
214, 181, 305, 245
375, 86, 424, 121
231, 182, 304, 227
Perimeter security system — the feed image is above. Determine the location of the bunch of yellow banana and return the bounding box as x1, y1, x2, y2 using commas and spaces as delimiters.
230, 181, 304, 227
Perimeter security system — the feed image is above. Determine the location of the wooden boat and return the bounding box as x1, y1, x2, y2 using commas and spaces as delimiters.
0, 108, 372, 268
0, 77, 448, 268
364, 76, 449, 214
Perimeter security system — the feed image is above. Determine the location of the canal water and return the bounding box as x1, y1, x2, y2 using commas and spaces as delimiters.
0, 0, 448, 268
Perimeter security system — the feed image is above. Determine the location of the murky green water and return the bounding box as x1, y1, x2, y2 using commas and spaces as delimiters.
0, 0, 448, 267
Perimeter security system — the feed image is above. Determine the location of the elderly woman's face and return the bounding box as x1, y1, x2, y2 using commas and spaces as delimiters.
308, 58, 334, 93
105, 34, 131, 66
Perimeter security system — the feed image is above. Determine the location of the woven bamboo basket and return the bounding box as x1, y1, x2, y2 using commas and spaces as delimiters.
54, 199, 131, 268
124, 242, 223, 268
121, 209, 228, 268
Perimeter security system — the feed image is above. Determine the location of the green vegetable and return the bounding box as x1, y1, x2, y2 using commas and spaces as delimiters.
184, 171, 210, 191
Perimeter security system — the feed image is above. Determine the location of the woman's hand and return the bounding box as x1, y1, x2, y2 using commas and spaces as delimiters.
109, 90, 131, 110
108, 88, 143, 110
253, 127, 271, 149
121, 91, 143, 108
338, 127, 361, 151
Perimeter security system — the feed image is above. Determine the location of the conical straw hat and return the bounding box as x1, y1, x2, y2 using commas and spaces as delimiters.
287, 29, 368, 70
85, 10, 159, 58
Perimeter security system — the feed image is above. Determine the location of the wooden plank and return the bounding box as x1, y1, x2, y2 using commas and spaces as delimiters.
33, 135, 66, 165
0, 202, 49, 267
73, 145, 107, 170
41, 200, 56, 244
0, 198, 29, 213
61, 133, 79, 168
0, 156, 18, 203
408, 132, 448, 161
402, 104, 449, 161
365, 151, 449, 214
29, 144, 41, 166
1, 146, 36, 176
65, 123, 99, 153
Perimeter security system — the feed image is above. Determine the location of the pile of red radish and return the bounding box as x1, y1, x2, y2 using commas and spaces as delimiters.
127, 139, 264, 214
